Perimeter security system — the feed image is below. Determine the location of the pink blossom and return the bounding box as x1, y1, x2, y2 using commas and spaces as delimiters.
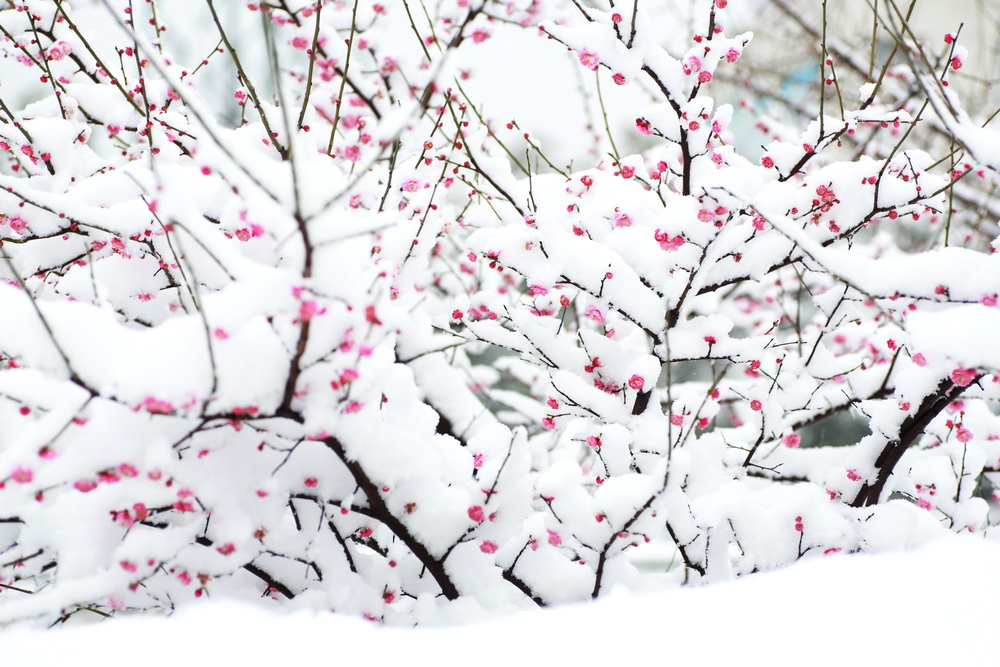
614, 212, 633, 227
912, 353, 927, 367
846, 469, 862, 481
916, 498, 932, 510
585, 305, 604, 323
344, 401, 363, 414
612, 73, 626, 85
698, 71, 712, 83
471, 29, 490, 43
956, 427, 974, 443
468, 505, 485, 522
298, 300, 325, 321
750, 399, 762, 411
142, 396, 175, 414
11, 466, 32, 484
628, 375, 645, 391
529, 284, 548, 296
547, 529, 562, 546
726, 48, 741, 63
541, 416, 556, 430
761, 156, 775, 169
480, 540, 498, 554
670, 414, 683, 426
401, 179, 420, 192
74, 479, 97, 493
546, 397, 558, 409
343, 145, 361, 162
654, 229, 685, 251
951, 367, 977, 387
782, 433, 801, 448
586, 435, 602, 448
684, 55, 702, 74
46, 41, 72, 61
980, 294, 997, 307
578, 48, 599, 71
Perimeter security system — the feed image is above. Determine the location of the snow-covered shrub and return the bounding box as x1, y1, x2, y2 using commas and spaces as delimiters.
0, 0, 998, 626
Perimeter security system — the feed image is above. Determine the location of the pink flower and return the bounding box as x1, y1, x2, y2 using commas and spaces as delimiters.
217, 543, 235, 555
912, 353, 927, 367
344, 401, 363, 414
529, 284, 548, 296
703, 335, 717, 345
139, 396, 175, 414
980, 294, 997, 307
298, 300, 325, 321
654, 229, 685, 251
471, 28, 489, 43
401, 179, 420, 192
586, 435, 602, 448
541, 416, 556, 430
956, 427, 974, 443
468, 506, 485, 522
761, 156, 775, 169
46, 41, 72, 61
684, 55, 702, 74
636, 118, 652, 136
698, 71, 712, 83
670, 414, 683, 426
11, 466, 32, 484
628, 375, 645, 391
782, 433, 801, 448
917, 498, 932, 510
726, 47, 741, 63
951, 367, 977, 387
120, 560, 137, 573
578, 48, 599, 71
846, 469, 861, 481
750, 400, 762, 411
480, 540, 498, 554
612, 73, 626, 85
614, 212, 633, 227
585, 305, 604, 323
305, 477, 318, 488
342, 145, 360, 162
74, 479, 97, 493
547, 529, 562, 546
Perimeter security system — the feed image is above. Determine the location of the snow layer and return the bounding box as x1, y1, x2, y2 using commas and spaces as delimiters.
4, 535, 998, 666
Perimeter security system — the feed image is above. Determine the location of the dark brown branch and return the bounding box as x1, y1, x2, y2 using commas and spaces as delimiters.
851, 374, 980, 507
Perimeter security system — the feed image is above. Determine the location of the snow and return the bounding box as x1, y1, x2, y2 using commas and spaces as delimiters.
4, 535, 997, 665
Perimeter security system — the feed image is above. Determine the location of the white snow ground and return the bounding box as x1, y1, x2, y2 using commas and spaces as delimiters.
3, 535, 998, 666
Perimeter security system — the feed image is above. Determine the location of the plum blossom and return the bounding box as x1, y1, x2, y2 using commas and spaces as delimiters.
951, 368, 977, 387
585, 305, 604, 323
578, 49, 599, 71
